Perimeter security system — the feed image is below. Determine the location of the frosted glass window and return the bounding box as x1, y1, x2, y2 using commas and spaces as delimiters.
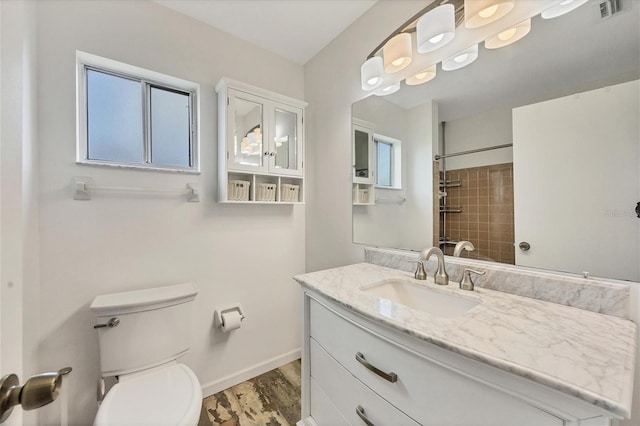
87, 69, 144, 164
150, 87, 191, 167
377, 141, 392, 187
79, 56, 198, 172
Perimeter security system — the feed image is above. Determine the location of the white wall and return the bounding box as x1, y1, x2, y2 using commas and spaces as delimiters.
443, 106, 513, 170
513, 80, 639, 282
351, 97, 436, 251
0, 1, 40, 424
34, 1, 304, 424
352, 95, 409, 248
402, 102, 436, 250
304, 1, 429, 271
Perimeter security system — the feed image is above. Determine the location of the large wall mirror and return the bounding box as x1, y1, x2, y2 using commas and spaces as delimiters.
352, 1, 639, 282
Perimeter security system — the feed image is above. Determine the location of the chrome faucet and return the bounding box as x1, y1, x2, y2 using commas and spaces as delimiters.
420, 247, 449, 285
453, 241, 475, 257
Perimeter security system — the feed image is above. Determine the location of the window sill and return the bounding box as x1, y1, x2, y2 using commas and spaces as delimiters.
375, 185, 403, 191
76, 160, 201, 175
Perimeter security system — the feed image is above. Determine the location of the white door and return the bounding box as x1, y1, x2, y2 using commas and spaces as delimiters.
1, 1, 28, 423
513, 80, 640, 281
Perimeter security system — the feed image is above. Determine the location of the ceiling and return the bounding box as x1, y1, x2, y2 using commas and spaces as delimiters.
384, 0, 640, 121
153, 0, 377, 65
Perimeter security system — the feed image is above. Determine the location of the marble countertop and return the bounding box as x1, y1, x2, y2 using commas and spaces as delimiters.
294, 263, 637, 418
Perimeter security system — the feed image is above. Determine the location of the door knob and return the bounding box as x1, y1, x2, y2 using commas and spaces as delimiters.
519, 242, 531, 251
0, 367, 72, 423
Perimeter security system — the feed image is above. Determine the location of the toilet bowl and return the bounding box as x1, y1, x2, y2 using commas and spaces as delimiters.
90, 283, 202, 426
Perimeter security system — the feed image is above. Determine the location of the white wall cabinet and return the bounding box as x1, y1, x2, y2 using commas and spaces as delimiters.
352, 118, 375, 205
300, 291, 614, 426
216, 78, 306, 203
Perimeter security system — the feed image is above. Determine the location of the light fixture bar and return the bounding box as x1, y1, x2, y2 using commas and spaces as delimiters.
366, 0, 464, 60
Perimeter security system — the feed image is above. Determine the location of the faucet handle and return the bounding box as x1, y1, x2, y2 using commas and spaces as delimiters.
460, 268, 486, 291
414, 261, 427, 280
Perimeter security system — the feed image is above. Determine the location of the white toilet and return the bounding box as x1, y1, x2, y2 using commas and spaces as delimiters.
90, 283, 202, 426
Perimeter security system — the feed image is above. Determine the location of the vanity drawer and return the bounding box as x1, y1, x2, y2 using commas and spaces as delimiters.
309, 298, 566, 426
310, 337, 420, 426
310, 377, 350, 426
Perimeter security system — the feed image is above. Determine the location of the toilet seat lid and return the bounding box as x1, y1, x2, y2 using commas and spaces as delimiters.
95, 363, 202, 426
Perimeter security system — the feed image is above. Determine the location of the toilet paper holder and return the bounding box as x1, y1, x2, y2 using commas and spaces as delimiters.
214, 305, 245, 328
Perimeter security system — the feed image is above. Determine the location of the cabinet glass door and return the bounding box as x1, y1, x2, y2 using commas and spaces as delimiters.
231, 93, 265, 171
352, 123, 374, 184
272, 105, 303, 176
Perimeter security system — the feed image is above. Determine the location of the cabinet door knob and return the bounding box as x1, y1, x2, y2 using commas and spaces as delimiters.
519, 242, 531, 251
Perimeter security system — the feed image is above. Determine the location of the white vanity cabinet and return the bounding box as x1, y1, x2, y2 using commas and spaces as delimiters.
300, 291, 616, 426
216, 78, 306, 203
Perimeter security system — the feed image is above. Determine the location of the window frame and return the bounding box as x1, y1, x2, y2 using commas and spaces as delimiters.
76, 51, 200, 173
374, 133, 402, 190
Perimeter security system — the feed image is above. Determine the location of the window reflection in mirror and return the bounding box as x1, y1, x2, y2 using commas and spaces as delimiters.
374, 134, 402, 189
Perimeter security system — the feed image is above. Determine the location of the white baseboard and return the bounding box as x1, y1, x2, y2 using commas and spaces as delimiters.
201, 348, 301, 398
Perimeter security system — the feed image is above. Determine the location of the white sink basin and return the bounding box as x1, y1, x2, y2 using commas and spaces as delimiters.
362, 279, 481, 318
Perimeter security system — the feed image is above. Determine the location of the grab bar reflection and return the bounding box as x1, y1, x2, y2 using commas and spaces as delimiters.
375, 196, 406, 204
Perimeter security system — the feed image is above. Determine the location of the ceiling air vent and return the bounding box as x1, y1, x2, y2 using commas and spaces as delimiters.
599, 0, 622, 19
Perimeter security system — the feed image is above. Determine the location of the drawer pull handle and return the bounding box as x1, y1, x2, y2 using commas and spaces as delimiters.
355, 352, 398, 383
356, 405, 375, 426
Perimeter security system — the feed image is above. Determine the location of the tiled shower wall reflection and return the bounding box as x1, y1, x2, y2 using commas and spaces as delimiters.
440, 163, 515, 264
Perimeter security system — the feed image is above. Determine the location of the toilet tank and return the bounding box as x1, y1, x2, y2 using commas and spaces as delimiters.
90, 283, 198, 377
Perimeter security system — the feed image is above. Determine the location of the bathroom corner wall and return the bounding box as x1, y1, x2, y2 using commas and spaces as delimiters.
304, 1, 428, 272
0, 2, 40, 425
34, 2, 304, 424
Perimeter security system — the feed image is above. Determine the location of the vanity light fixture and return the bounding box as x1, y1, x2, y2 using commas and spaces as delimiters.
464, 0, 514, 28
406, 65, 437, 85
485, 18, 532, 49
374, 81, 400, 96
361, 56, 384, 90
541, 0, 588, 19
383, 33, 412, 74
442, 44, 479, 71
416, 4, 456, 53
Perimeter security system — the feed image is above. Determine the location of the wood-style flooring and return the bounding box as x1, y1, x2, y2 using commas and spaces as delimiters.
198, 360, 301, 426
